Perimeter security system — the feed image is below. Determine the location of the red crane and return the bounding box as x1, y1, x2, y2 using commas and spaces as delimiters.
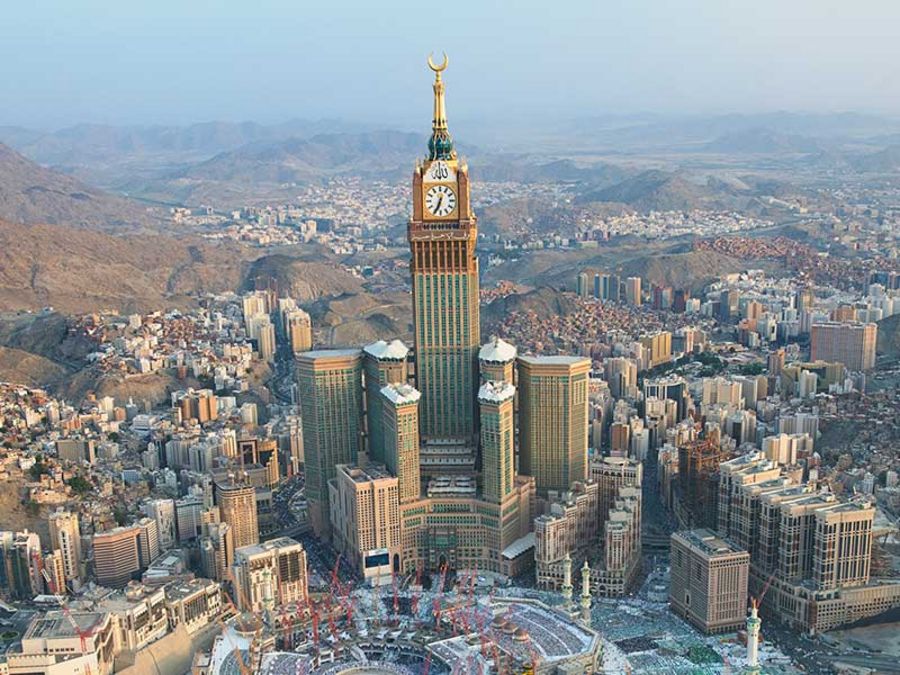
310, 601, 321, 650
41, 568, 98, 675
433, 562, 449, 627
410, 566, 423, 618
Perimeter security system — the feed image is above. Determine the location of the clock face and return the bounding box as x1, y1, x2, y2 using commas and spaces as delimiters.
425, 184, 457, 218
424, 160, 456, 183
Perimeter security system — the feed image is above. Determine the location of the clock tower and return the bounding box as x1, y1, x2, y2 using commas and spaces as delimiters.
408, 54, 480, 463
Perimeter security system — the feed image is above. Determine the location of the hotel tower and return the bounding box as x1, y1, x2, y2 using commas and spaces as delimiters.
408, 55, 480, 462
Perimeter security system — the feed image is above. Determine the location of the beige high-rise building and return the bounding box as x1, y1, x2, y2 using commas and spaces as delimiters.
518, 356, 590, 495
640, 331, 672, 370
381, 383, 421, 504
363, 340, 410, 465
232, 537, 308, 614
48, 509, 82, 584
478, 381, 516, 504
813, 502, 873, 591
604, 357, 638, 399
669, 529, 749, 634
285, 309, 313, 353
625, 276, 642, 306
42, 550, 66, 598
810, 321, 876, 371
252, 315, 276, 362
199, 521, 233, 582
329, 464, 401, 583
591, 456, 643, 528
715, 452, 899, 633
215, 479, 259, 550
92, 526, 142, 589
242, 291, 270, 332
297, 349, 363, 536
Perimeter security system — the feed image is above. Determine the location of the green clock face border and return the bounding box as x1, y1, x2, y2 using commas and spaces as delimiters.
424, 184, 458, 218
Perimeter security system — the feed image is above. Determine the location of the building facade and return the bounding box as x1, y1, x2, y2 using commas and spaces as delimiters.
297, 349, 363, 536
670, 529, 750, 634
517, 355, 590, 495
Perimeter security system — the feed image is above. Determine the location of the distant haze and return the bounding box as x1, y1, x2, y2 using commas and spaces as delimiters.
3, 0, 900, 129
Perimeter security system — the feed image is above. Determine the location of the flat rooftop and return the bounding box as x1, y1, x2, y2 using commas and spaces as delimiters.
25, 611, 105, 640
517, 355, 589, 367
673, 529, 747, 558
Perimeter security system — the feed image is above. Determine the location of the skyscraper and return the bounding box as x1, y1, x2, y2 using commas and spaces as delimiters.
285, 309, 313, 353
478, 381, 516, 504
92, 527, 142, 589
625, 277, 642, 306
329, 463, 402, 583
326, 60, 539, 581
48, 509, 82, 584
409, 57, 480, 453
297, 349, 364, 535
215, 479, 259, 550
810, 321, 877, 371
381, 383, 421, 504
143, 498, 176, 553
363, 340, 409, 464
669, 529, 749, 634
518, 355, 590, 495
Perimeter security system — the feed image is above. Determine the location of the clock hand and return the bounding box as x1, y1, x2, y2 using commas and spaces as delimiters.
436, 194, 444, 212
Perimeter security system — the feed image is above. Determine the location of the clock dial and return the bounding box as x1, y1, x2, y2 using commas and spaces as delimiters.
425, 184, 457, 218
424, 160, 456, 183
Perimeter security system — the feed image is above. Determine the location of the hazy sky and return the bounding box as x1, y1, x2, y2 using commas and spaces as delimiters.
3, 0, 900, 129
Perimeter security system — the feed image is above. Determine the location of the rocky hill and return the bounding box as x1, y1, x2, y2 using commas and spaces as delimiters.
703, 127, 826, 154
0, 119, 368, 168
854, 144, 900, 173
0, 219, 253, 313
0, 143, 162, 231
133, 130, 427, 205
242, 253, 365, 302
575, 169, 746, 212
482, 286, 580, 329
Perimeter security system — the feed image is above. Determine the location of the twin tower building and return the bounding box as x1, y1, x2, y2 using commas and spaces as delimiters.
297, 59, 590, 580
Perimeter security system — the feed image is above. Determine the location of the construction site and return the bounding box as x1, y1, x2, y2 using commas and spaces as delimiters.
199, 564, 602, 675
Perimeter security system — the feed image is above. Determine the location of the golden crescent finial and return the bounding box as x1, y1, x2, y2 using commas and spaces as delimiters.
427, 52, 449, 73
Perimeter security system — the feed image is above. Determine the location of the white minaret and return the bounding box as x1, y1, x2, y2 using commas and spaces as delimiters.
745, 599, 761, 674
561, 553, 573, 607
580, 561, 592, 625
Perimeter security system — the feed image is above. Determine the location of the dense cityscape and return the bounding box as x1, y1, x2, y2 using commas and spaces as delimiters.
2, 13, 900, 674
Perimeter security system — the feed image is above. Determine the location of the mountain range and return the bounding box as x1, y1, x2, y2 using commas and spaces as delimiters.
0, 143, 162, 231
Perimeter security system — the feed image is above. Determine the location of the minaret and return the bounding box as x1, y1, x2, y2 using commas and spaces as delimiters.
580, 561, 592, 625
745, 599, 761, 674
561, 553, 573, 607
263, 565, 276, 624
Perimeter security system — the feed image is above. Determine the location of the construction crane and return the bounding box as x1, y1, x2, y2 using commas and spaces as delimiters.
41, 568, 97, 675
410, 566, 423, 619
433, 562, 449, 627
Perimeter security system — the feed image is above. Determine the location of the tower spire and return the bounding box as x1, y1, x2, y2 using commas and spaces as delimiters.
427, 53, 455, 160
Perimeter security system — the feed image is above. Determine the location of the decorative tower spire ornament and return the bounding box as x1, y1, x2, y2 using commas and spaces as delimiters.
427, 53, 456, 160
580, 561, 592, 625
561, 553, 573, 607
